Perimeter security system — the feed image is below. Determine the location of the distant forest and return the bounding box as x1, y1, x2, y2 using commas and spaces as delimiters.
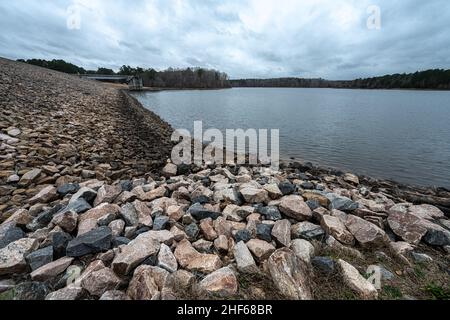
231, 69, 450, 90
17, 58, 230, 89
17, 58, 450, 90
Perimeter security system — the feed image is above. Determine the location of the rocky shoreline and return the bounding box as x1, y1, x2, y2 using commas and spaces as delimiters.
0, 58, 449, 300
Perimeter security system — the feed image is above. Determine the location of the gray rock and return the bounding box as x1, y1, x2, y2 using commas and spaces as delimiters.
0, 223, 25, 249
423, 228, 450, 247
153, 216, 170, 231
326, 193, 359, 211
57, 183, 80, 196
187, 203, 221, 220
233, 229, 252, 243
278, 181, 296, 195
312, 256, 335, 274
258, 206, 282, 221
300, 182, 314, 190
52, 231, 72, 258
26, 246, 53, 271
291, 221, 325, 241
185, 223, 199, 240
26, 204, 65, 231
14, 282, 49, 300
69, 187, 97, 205
234, 241, 258, 273
256, 223, 273, 242
411, 252, 433, 263
66, 227, 112, 257
63, 198, 92, 214
120, 203, 139, 226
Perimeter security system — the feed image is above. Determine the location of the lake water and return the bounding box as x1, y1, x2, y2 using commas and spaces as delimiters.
133, 88, 450, 188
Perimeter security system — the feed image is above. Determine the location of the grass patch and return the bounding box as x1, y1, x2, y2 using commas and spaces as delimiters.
0, 289, 15, 300
382, 285, 402, 300
424, 283, 450, 300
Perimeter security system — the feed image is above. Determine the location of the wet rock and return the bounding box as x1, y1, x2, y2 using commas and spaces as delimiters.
26, 246, 53, 271
198, 267, 238, 297
321, 215, 354, 246
387, 211, 427, 244
291, 221, 325, 241
29, 186, 58, 205
81, 267, 122, 297
337, 259, 378, 299
66, 226, 112, 257
290, 239, 315, 264
279, 195, 312, 221
0, 238, 39, 275
312, 256, 335, 273
112, 231, 161, 275
345, 215, 388, 248
267, 248, 312, 300
157, 243, 178, 273
30, 257, 73, 281
234, 241, 258, 273
247, 239, 276, 262
272, 219, 291, 247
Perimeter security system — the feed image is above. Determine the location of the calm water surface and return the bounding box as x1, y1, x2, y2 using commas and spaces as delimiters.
133, 88, 450, 188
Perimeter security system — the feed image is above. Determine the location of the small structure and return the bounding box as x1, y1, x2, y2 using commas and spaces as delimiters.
127, 76, 143, 91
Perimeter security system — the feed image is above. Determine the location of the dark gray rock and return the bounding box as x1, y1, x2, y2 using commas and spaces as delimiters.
258, 206, 282, 221
234, 229, 252, 243
63, 198, 92, 214
26, 246, 53, 271
119, 180, 133, 192
153, 216, 170, 231
26, 204, 65, 231
312, 256, 335, 274
66, 227, 112, 257
423, 229, 450, 247
0, 223, 25, 249
52, 232, 73, 258
326, 193, 359, 211
278, 181, 296, 195
191, 195, 210, 204
256, 223, 273, 242
292, 222, 325, 241
70, 187, 97, 205
177, 164, 191, 175
57, 183, 80, 196
185, 223, 200, 240
187, 203, 221, 220
112, 236, 131, 247
306, 200, 320, 211
300, 182, 315, 190
14, 282, 49, 300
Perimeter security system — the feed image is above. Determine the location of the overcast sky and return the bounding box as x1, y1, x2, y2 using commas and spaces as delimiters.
0, 0, 449, 79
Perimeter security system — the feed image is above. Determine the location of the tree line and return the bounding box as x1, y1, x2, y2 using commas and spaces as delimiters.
17, 58, 450, 90
17, 59, 230, 89
230, 69, 450, 90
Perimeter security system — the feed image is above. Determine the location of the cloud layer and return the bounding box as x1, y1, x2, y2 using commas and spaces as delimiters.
1, 0, 449, 79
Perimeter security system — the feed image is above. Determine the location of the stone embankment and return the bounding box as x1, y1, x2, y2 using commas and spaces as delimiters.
0, 58, 449, 300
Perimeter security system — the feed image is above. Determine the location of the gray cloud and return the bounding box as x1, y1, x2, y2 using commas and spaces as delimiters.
0, 0, 449, 79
